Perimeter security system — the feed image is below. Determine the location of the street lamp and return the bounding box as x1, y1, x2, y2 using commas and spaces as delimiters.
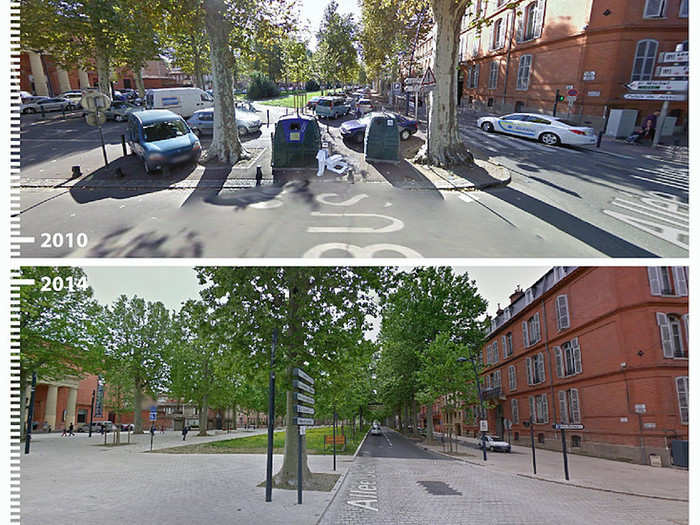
457, 355, 487, 461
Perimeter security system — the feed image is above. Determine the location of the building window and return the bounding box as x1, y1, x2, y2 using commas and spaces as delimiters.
631, 40, 659, 81
538, 433, 545, 443
558, 388, 581, 424
471, 64, 480, 88
679, 0, 688, 17
657, 313, 688, 358
492, 19, 503, 49
508, 365, 517, 390
526, 352, 546, 385
504, 306, 511, 320
487, 97, 494, 107
522, 314, 540, 347
516, 54, 532, 90
483, 374, 491, 391
525, 287, 534, 304
514, 431, 520, 440
489, 61, 499, 89
648, 267, 688, 296
644, 0, 666, 18
555, 295, 570, 330
77, 409, 88, 424
493, 369, 501, 389
503, 332, 513, 357
511, 398, 519, 424
531, 394, 549, 424
555, 338, 582, 377
524, 2, 537, 40
571, 435, 581, 447
676, 377, 688, 424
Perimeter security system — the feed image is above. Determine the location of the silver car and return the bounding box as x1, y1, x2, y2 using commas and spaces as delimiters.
187, 108, 262, 137
21, 96, 75, 114
105, 101, 143, 122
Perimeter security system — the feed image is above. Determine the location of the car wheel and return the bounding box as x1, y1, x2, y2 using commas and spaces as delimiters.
26, 107, 36, 114
490, 446, 495, 452
481, 121, 494, 132
192, 128, 201, 137
238, 125, 247, 137
114, 114, 124, 122
400, 129, 410, 141
539, 132, 560, 146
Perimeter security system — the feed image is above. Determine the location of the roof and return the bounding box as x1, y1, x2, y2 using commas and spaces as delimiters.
133, 109, 180, 124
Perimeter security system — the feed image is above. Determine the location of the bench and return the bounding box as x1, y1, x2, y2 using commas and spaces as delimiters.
324, 434, 346, 451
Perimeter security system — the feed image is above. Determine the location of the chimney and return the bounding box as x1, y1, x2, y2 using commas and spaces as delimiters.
496, 303, 503, 316
509, 285, 524, 304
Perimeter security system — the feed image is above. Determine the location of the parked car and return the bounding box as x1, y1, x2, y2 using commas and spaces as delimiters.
105, 100, 143, 121
340, 111, 418, 142
187, 108, 262, 137
120, 423, 135, 431
314, 96, 350, 119
145, 87, 214, 118
60, 91, 84, 107
479, 435, 511, 452
127, 109, 201, 174
476, 112, 597, 146
77, 422, 102, 433
21, 96, 75, 114
356, 98, 374, 115
370, 423, 382, 435
306, 96, 321, 110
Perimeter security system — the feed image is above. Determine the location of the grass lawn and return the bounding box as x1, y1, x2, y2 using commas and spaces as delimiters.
156, 425, 370, 455
257, 90, 322, 108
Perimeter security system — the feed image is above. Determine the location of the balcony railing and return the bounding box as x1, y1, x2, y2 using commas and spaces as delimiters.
481, 387, 503, 401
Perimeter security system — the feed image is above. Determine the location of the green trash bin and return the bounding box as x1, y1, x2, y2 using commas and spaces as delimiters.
271, 115, 321, 169
364, 112, 400, 163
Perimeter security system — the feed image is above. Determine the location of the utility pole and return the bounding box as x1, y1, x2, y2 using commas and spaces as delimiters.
25, 373, 37, 454
89, 389, 96, 437
265, 329, 278, 502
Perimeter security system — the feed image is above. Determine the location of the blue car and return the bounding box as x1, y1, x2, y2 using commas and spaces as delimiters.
127, 110, 201, 174
340, 111, 418, 143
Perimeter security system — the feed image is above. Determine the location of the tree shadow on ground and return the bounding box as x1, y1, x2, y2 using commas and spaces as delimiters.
74, 224, 205, 258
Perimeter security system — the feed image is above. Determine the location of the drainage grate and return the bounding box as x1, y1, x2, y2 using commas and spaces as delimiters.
416, 480, 463, 496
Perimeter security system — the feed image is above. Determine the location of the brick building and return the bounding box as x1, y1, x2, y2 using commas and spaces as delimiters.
448, 266, 688, 467
414, 0, 688, 134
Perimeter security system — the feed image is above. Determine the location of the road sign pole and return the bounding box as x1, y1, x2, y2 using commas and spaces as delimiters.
553, 89, 560, 117
265, 329, 277, 502
333, 407, 337, 471
98, 124, 108, 167
297, 428, 303, 504
652, 99, 670, 147
561, 428, 569, 480
24, 372, 37, 454
89, 390, 95, 437
530, 416, 536, 475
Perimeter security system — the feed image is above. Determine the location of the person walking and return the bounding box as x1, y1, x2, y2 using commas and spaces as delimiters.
68, 423, 75, 436
641, 110, 660, 143
61, 425, 68, 437
182, 425, 189, 441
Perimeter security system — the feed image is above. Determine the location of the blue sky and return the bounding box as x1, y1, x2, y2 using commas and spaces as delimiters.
300, 0, 360, 49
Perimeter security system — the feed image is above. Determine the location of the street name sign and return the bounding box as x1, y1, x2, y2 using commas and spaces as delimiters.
293, 368, 315, 385
299, 426, 306, 435
553, 424, 584, 430
293, 392, 315, 405
293, 417, 315, 426
655, 65, 689, 77
149, 406, 157, 421
292, 379, 315, 394
625, 80, 688, 91
658, 51, 688, 63
624, 93, 686, 101
404, 77, 421, 85
294, 404, 315, 415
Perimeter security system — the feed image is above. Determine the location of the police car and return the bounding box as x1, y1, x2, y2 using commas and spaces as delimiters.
476, 113, 597, 146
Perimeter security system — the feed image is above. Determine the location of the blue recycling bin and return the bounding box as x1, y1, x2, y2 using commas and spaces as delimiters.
271, 115, 321, 168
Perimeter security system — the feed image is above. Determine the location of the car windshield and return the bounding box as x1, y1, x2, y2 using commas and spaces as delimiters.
318, 99, 332, 107
143, 119, 190, 142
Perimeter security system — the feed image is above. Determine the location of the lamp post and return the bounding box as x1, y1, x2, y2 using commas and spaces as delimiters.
457, 355, 487, 461
88, 389, 96, 437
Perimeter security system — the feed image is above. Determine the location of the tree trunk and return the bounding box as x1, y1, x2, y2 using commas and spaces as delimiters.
231, 404, 237, 430
191, 35, 203, 89
199, 395, 209, 436
426, 403, 434, 443
203, 0, 248, 164
135, 68, 145, 98
411, 398, 418, 434
19, 376, 27, 441
413, 0, 473, 167
133, 383, 143, 433
95, 45, 111, 98
403, 401, 409, 433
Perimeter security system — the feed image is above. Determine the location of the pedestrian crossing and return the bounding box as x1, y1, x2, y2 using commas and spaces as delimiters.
632, 165, 689, 193
459, 125, 585, 155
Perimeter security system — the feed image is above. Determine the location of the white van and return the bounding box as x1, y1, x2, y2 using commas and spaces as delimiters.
145, 88, 213, 118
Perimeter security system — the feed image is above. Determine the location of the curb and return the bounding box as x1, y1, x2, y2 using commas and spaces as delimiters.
314, 429, 370, 525
406, 158, 511, 192
516, 474, 689, 502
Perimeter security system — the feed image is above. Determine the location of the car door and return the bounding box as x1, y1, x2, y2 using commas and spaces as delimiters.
496, 114, 536, 139
522, 115, 552, 137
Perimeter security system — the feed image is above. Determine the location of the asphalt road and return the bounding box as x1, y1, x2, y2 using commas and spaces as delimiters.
15, 105, 688, 258
358, 427, 453, 460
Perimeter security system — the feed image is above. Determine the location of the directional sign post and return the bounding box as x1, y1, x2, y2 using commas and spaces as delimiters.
625, 80, 688, 91
292, 367, 315, 505
553, 424, 584, 480
265, 329, 277, 503
623, 93, 687, 101
81, 90, 111, 167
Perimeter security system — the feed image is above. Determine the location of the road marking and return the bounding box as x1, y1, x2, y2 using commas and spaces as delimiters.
315, 193, 369, 206
303, 243, 422, 258
632, 176, 688, 191
307, 213, 404, 233
383, 433, 392, 447
346, 464, 378, 512
458, 193, 480, 203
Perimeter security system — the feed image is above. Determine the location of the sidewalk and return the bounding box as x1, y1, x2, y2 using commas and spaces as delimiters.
422, 432, 688, 501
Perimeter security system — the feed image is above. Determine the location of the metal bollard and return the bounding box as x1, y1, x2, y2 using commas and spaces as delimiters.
267, 109, 270, 127
121, 134, 127, 156
256, 165, 263, 186
41, 105, 45, 118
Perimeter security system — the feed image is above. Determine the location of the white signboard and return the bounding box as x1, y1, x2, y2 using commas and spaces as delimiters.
658, 51, 688, 63
582, 71, 596, 81
626, 80, 688, 91
479, 420, 488, 432
655, 65, 689, 77
567, 95, 577, 105
404, 77, 421, 85
624, 93, 687, 101
299, 426, 306, 435
587, 91, 601, 97
634, 404, 647, 414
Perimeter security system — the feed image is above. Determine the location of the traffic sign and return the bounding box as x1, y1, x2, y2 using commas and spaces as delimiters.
655, 65, 689, 77
293, 367, 315, 385
658, 51, 688, 63
567, 95, 577, 106
479, 420, 488, 432
404, 77, 421, 85
420, 66, 436, 87
582, 71, 595, 81
623, 93, 686, 101
293, 392, 315, 405
81, 90, 111, 112
292, 379, 315, 394
299, 426, 306, 435
292, 417, 314, 426
625, 80, 688, 91
553, 423, 584, 430
567, 88, 578, 96
149, 405, 157, 421
294, 404, 315, 415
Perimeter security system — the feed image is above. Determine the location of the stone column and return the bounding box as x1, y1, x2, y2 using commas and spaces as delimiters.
45, 385, 58, 429
56, 67, 72, 94
27, 51, 49, 96
78, 70, 90, 90
65, 387, 78, 427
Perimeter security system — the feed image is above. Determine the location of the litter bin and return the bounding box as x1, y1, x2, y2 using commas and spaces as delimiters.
271, 115, 321, 168
364, 112, 400, 163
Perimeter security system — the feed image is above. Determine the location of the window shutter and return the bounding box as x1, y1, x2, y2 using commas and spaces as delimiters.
529, 396, 535, 419
511, 399, 519, 423
501, 13, 509, 48
537, 353, 546, 383
682, 314, 688, 341
502, 335, 507, 355
557, 295, 570, 330
542, 394, 549, 423
509, 365, 516, 390
558, 391, 568, 424
570, 389, 581, 423
526, 357, 533, 385
554, 346, 563, 377
672, 267, 688, 296
644, 0, 664, 17
495, 370, 501, 388
494, 339, 499, 362
534, 0, 546, 38
488, 24, 494, 51
657, 312, 674, 358
533, 313, 541, 341
648, 267, 662, 295
676, 377, 688, 424
522, 321, 529, 347
572, 338, 582, 374
516, 10, 524, 42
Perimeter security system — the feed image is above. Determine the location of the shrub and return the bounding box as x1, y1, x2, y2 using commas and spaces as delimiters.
305, 79, 320, 92
247, 72, 280, 100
